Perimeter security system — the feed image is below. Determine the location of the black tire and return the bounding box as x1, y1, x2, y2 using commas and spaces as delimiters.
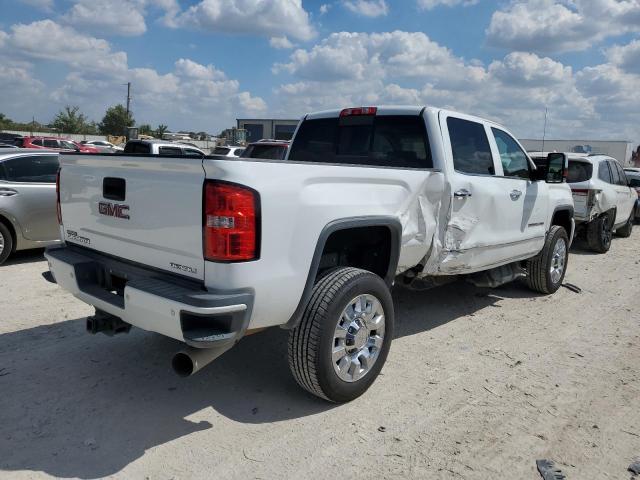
586, 214, 612, 253
616, 211, 634, 238
0, 222, 13, 265
526, 225, 569, 294
288, 267, 394, 403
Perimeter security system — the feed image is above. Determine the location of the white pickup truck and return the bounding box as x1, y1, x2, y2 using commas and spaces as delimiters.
46, 106, 574, 402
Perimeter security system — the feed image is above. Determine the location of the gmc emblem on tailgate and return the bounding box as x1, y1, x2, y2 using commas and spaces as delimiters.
98, 202, 130, 220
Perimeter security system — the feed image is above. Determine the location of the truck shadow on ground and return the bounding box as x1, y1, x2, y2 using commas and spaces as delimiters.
0, 278, 527, 479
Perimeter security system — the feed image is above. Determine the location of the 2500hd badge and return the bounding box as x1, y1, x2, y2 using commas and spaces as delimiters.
66, 230, 90, 245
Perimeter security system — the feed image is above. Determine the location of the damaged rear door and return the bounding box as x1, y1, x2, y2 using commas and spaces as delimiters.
438, 112, 543, 274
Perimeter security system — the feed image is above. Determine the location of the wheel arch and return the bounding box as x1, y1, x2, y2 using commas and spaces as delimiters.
283, 216, 402, 330
550, 205, 574, 241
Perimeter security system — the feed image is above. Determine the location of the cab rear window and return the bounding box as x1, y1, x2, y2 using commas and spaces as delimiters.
288, 115, 432, 169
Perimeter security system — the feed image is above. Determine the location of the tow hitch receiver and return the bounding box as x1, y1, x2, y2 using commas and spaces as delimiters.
86, 309, 131, 336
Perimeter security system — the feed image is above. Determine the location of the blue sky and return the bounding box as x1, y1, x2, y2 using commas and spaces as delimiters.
1, 0, 639, 141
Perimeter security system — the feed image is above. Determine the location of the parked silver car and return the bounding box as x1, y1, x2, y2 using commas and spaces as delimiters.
0, 150, 61, 264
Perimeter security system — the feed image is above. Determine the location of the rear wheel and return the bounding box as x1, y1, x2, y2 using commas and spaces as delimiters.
586, 214, 612, 253
526, 225, 569, 294
0, 222, 13, 265
288, 267, 394, 402
616, 211, 634, 238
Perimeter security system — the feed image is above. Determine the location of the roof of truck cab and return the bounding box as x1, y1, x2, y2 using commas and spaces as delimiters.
305, 105, 426, 120
303, 106, 508, 129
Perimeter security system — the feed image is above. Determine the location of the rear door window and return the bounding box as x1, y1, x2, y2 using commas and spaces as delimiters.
447, 117, 494, 175
243, 144, 288, 160
213, 147, 230, 155
598, 161, 612, 183
609, 161, 621, 185
158, 146, 183, 156
567, 161, 593, 183
183, 148, 203, 157
614, 162, 628, 186
123, 142, 151, 154
288, 115, 432, 168
3, 155, 59, 183
32, 139, 44, 146
43, 139, 58, 148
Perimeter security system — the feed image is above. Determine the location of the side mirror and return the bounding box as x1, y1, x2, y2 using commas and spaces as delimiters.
545, 152, 567, 183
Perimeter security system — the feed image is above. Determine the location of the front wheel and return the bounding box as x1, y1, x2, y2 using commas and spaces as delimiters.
526, 225, 569, 294
615, 211, 634, 238
288, 267, 394, 402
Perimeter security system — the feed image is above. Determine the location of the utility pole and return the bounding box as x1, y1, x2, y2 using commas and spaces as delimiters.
125, 82, 131, 140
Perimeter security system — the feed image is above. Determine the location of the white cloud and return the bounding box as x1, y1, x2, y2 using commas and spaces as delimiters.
343, 0, 388, 17
274, 31, 484, 87
271, 31, 617, 138
62, 0, 147, 36
319, 3, 331, 14
59, 0, 180, 37
270, 36, 295, 49
168, 0, 315, 41
417, 0, 477, 9
606, 39, 640, 74
6, 20, 128, 73
0, 20, 266, 131
174, 58, 227, 80
486, 0, 640, 53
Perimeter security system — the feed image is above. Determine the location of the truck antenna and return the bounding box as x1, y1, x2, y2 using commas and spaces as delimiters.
541, 107, 548, 154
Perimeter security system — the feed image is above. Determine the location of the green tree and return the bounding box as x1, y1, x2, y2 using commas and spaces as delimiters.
99, 104, 134, 136
138, 124, 153, 136
0, 113, 13, 130
51, 106, 90, 134
155, 124, 168, 138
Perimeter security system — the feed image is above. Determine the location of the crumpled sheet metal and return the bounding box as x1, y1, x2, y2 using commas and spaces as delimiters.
396, 172, 445, 275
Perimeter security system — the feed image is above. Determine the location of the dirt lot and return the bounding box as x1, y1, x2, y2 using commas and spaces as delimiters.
1, 233, 639, 480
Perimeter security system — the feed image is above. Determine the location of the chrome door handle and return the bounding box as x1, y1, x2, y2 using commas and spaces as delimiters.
0, 188, 18, 197
510, 190, 522, 200
454, 189, 472, 198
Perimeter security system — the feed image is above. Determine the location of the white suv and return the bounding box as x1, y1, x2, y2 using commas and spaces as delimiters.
533, 153, 636, 252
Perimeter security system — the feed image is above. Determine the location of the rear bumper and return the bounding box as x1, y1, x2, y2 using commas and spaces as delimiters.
45, 246, 253, 348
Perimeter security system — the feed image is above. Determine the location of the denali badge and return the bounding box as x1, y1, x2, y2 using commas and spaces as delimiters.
99, 202, 130, 220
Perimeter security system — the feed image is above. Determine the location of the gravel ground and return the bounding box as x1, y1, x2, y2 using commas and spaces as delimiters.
1, 233, 639, 479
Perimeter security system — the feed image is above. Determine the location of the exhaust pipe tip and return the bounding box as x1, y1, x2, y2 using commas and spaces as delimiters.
172, 352, 195, 377
171, 345, 232, 377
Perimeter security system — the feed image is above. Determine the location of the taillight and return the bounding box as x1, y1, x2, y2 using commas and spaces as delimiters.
56, 169, 62, 225
203, 181, 259, 262
340, 106, 377, 117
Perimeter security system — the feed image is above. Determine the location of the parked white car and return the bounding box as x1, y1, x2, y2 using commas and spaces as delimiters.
123, 139, 204, 157
47, 106, 574, 402
82, 141, 124, 153
532, 153, 636, 252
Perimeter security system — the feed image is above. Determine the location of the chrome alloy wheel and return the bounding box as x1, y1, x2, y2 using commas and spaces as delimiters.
332, 294, 386, 383
550, 237, 567, 284
0, 231, 4, 256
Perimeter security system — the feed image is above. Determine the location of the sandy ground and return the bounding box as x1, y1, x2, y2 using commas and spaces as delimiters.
1, 233, 639, 480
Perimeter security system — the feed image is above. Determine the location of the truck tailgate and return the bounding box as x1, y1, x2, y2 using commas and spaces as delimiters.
59, 154, 205, 280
